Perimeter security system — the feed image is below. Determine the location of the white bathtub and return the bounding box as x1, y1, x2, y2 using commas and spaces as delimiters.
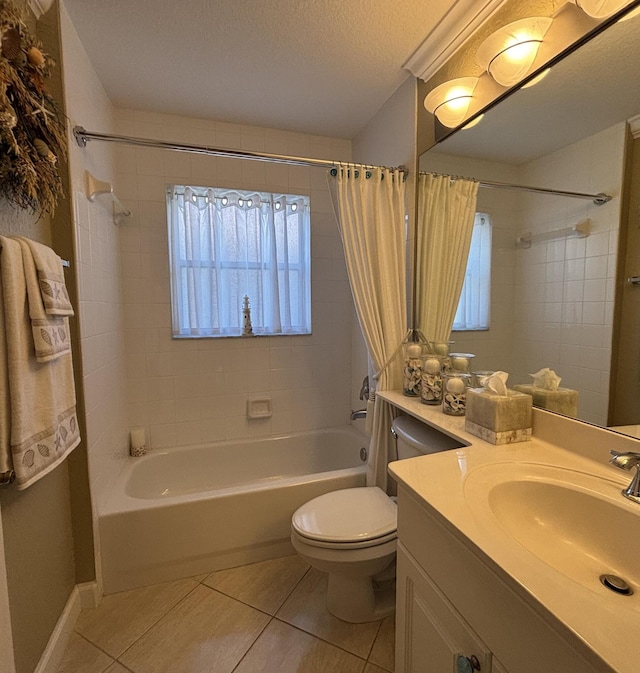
99, 427, 368, 593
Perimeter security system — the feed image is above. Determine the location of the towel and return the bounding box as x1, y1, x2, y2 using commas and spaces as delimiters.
0, 236, 80, 490
16, 236, 73, 315
16, 237, 72, 363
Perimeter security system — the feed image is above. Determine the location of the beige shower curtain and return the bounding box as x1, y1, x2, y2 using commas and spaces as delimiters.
328, 165, 407, 493
416, 173, 479, 343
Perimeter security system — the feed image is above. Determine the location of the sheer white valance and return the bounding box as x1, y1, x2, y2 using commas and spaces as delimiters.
168, 185, 311, 337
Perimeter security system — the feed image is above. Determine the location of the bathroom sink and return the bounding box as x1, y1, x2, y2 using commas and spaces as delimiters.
464, 463, 640, 592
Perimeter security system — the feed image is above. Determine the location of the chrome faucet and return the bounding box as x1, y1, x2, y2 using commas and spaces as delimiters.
350, 409, 367, 420
609, 450, 640, 504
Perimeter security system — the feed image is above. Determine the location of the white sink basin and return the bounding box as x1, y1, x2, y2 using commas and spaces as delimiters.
464, 463, 640, 594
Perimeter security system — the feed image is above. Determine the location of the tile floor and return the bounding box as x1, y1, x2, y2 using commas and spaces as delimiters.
58, 555, 395, 673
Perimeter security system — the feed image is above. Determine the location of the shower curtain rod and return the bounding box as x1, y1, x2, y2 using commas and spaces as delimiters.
421, 172, 611, 205
73, 126, 408, 175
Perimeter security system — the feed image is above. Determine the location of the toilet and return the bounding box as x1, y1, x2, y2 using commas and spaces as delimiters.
291, 415, 462, 623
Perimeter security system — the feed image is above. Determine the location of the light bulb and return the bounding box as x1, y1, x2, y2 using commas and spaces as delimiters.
424, 77, 479, 128
477, 17, 552, 87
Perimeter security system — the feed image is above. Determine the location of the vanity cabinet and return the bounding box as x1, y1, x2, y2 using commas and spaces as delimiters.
395, 486, 613, 673
397, 543, 498, 673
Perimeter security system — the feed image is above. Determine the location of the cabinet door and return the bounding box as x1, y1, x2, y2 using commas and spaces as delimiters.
397, 545, 493, 673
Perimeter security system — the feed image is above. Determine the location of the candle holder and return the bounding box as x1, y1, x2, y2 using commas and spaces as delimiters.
442, 372, 472, 416
129, 426, 147, 457
449, 353, 475, 374
429, 341, 454, 371
421, 355, 444, 405
403, 342, 427, 397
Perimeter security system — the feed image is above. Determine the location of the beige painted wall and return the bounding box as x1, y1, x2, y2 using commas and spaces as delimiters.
0, 202, 76, 673
0, 3, 95, 671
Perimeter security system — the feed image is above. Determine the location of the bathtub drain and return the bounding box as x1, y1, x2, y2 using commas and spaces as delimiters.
600, 574, 633, 595
360, 447, 368, 462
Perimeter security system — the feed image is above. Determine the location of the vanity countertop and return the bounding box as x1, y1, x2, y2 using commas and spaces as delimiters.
380, 389, 640, 673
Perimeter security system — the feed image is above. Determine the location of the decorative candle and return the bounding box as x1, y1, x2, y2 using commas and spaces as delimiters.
421, 356, 443, 405
403, 342, 424, 397
449, 352, 475, 373
130, 427, 147, 457
442, 373, 471, 416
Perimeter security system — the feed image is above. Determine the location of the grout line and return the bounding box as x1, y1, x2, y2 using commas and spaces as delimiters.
272, 615, 370, 664
365, 620, 384, 661
69, 632, 118, 673
197, 581, 277, 618
229, 615, 275, 673
106, 579, 202, 662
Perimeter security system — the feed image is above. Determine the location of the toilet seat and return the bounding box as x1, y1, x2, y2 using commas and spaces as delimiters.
292, 487, 397, 549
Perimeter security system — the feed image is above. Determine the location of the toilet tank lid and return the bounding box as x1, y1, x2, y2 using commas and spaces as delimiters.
392, 415, 457, 451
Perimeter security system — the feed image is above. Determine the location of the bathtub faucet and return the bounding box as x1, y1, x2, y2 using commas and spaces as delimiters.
350, 409, 367, 420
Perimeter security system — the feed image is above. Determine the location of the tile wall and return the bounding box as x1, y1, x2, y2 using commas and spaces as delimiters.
113, 109, 358, 454
513, 122, 626, 425
61, 4, 130, 529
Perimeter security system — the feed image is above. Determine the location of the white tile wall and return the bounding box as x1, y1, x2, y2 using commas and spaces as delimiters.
512, 123, 626, 426
114, 109, 356, 448
60, 3, 130, 570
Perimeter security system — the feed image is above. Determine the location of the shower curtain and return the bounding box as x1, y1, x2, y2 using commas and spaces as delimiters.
328, 165, 407, 493
416, 173, 479, 343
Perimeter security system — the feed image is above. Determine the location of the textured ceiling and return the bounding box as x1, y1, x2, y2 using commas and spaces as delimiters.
62, 0, 459, 139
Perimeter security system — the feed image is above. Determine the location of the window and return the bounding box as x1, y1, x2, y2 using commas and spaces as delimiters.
168, 185, 311, 337
452, 213, 491, 331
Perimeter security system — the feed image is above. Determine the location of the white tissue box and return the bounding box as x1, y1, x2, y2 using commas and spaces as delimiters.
512, 384, 578, 417
465, 388, 532, 445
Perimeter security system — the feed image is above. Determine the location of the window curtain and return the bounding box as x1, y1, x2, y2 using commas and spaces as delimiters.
168, 186, 310, 336
328, 166, 407, 494
416, 174, 479, 343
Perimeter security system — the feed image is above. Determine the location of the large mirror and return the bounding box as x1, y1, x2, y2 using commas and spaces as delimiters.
418, 8, 640, 435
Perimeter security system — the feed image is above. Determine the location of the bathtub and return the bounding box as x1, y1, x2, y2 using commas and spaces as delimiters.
98, 427, 368, 594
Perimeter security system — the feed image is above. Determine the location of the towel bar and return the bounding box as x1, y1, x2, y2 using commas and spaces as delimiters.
0, 470, 15, 486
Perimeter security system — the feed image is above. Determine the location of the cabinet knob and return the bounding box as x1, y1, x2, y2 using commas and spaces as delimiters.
456, 654, 481, 673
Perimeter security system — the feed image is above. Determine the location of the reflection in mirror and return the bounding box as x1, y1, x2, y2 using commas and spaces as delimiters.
418, 10, 640, 433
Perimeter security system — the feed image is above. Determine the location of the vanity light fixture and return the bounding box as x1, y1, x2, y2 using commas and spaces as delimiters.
424, 77, 480, 128
476, 17, 553, 87
575, 0, 634, 18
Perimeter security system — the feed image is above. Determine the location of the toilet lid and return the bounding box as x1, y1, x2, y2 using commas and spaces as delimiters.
292, 487, 397, 543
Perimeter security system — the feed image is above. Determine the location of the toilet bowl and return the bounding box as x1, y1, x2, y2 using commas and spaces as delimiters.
291, 414, 463, 623
291, 486, 397, 623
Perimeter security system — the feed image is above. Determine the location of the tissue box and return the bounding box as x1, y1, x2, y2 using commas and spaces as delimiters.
465, 388, 532, 445
512, 384, 578, 417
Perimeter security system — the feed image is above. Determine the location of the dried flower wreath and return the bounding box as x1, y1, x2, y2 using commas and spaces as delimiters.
0, 0, 66, 215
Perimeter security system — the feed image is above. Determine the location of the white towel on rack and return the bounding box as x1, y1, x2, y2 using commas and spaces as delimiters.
15, 236, 73, 315
0, 236, 80, 490
16, 237, 72, 363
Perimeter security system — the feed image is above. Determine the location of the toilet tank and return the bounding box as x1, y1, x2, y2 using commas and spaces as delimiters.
391, 415, 464, 459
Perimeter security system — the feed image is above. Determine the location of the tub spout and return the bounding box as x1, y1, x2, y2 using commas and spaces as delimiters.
350, 409, 367, 420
